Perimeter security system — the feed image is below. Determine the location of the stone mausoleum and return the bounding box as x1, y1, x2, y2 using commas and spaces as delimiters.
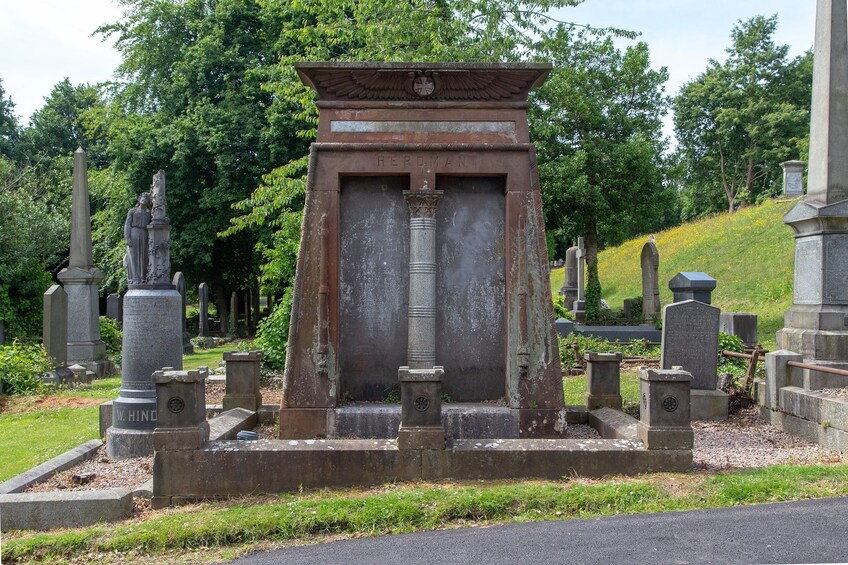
280, 62, 565, 439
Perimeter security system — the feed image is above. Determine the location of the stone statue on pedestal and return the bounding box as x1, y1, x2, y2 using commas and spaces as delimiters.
124, 192, 152, 285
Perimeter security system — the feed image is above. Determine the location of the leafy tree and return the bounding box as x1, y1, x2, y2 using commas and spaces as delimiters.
0, 79, 19, 160
0, 157, 69, 338
673, 15, 812, 218
529, 26, 675, 318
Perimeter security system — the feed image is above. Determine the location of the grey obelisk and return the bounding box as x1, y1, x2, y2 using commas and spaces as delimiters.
57, 148, 110, 376
777, 0, 848, 387
108, 170, 182, 459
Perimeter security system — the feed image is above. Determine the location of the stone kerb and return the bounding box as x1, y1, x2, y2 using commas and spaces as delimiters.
585, 351, 623, 410
637, 367, 694, 450
223, 351, 263, 411
152, 367, 209, 452
764, 350, 804, 410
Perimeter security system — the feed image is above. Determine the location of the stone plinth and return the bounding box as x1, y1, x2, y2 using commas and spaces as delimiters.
719, 312, 758, 348
781, 160, 806, 197
397, 366, 445, 450
58, 267, 107, 368
669, 272, 716, 304
223, 351, 263, 411
636, 367, 694, 450
585, 352, 623, 410
152, 367, 209, 452
107, 286, 182, 459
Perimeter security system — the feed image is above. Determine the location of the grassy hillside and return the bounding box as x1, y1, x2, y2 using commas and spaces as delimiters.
551, 198, 800, 349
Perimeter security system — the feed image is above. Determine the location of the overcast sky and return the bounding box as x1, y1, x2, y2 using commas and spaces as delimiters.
0, 0, 816, 136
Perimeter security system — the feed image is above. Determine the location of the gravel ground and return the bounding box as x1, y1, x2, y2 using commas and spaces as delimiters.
21, 407, 844, 494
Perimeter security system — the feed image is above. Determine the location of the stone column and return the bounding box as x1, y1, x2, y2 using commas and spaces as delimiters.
198, 283, 209, 337
781, 160, 806, 197
403, 189, 443, 370
398, 188, 446, 449
572, 237, 586, 321
57, 148, 109, 374
777, 0, 848, 386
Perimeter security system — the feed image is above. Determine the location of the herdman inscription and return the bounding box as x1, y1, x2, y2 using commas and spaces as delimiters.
376, 154, 470, 170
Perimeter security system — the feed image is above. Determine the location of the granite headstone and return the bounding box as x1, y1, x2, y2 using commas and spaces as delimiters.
661, 299, 721, 390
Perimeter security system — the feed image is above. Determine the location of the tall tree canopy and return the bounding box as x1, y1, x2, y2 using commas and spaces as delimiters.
673, 15, 812, 219
529, 26, 675, 317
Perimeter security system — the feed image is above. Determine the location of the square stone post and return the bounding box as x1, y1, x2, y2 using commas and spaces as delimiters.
397, 366, 445, 450
585, 352, 623, 410
198, 283, 209, 337
223, 351, 263, 411
637, 367, 694, 450
151, 367, 209, 509
764, 350, 804, 409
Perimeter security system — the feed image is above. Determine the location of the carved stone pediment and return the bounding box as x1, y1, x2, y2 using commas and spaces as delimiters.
296, 62, 551, 102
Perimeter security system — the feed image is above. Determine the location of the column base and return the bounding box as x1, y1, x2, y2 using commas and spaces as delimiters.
106, 427, 154, 459
691, 389, 728, 421
398, 426, 445, 450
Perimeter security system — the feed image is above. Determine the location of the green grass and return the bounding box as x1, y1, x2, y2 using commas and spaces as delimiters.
183, 345, 231, 371
563, 371, 640, 405
0, 406, 101, 482
551, 199, 798, 349
0, 348, 229, 483
5, 463, 848, 563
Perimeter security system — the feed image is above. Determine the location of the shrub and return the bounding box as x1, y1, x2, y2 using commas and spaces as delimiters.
0, 340, 50, 395
190, 336, 209, 350
718, 332, 747, 376
99, 316, 122, 364
559, 334, 659, 369
584, 259, 602, 321
253, 286, 293, 372
551, 294, 574, 320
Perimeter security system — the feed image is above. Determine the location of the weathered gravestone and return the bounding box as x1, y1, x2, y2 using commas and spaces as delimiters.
107, 171, 183, 459
229, 292, 238, 335
280, 62, 565, 439
106, 293, 122, 322
781, 160, 806, 197
173, 272, 194, 354
57, 148, 111, 377
43, 285, 68, 367
198, 283, 209, 337
559, 245, 578, 310
719, 312, 758, 348
641, 236, 660, 320
661, 299, 727, 420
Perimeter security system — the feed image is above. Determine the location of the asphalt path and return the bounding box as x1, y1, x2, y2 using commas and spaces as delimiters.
231, 497, 848, 565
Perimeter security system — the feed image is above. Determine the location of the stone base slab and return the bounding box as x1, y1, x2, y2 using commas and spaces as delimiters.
0, 488, 133, 532
153, 438, 692, 505
397, 426, 445, 450
760, 407, 848, 454
778, 387, 848, 433
586, 394, 623, 411
223, 394, 262, 412
637, 422, 694, 450
589, 407, 638, 440
279, 408, 330, 438
691, 389, 728, 421
106, 427, 154, 459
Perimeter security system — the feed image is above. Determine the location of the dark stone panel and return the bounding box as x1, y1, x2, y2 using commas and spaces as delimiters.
339, 176, 410, 400
436, 177, 506, 401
